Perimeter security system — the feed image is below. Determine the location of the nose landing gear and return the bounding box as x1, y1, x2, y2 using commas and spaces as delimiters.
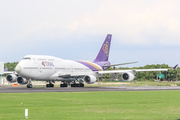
27, 84, 32, 88
27, 79, 33, 88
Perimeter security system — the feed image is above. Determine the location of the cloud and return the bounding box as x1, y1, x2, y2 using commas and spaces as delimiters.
67, 0, 180, 46
0, 0, 180, 65
1, 0, 180, 46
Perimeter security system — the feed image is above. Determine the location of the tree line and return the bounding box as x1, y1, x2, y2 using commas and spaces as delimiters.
101, 64, 179, 81
4, 62, 179, 81
4, 62, 18, 71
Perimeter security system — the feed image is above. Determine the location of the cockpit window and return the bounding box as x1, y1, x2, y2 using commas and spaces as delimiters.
23, 57, 31, 60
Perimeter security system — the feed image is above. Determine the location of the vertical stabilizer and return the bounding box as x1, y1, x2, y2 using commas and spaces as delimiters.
94, 34, 112, 62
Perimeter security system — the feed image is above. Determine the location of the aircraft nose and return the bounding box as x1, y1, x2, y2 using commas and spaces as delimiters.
15, 65, 22, 73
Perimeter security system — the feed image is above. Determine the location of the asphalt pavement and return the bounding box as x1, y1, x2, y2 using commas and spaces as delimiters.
0, 86, 180, 93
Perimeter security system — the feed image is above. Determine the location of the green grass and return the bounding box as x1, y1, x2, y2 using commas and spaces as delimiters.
0, 91, 180, 120
84, 81, 179, 87
126, 81, 176, 87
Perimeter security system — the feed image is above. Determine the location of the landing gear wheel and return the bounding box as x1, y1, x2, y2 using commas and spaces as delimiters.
46, 84, 54, 87
29, 84, 32, 88
71, 84, 75, 87
27, 84, 32, 88
80, 83, 84, 87
71, 83, 84, 87
60, 84, 67, 87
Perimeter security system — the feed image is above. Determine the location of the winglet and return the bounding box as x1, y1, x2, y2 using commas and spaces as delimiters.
173, 64, 178, 69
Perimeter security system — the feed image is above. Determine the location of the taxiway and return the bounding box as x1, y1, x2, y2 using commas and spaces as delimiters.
0, 86, 180, 93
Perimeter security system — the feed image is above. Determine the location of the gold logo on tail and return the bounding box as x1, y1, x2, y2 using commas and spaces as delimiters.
103, 41, 109, 56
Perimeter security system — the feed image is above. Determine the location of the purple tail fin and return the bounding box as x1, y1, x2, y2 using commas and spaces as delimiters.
173, 64, 178, 69
4, 68, 8, 72
94, 34, 112, 62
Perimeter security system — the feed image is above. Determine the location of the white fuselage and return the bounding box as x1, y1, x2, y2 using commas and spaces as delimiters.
16, 55, 103, 81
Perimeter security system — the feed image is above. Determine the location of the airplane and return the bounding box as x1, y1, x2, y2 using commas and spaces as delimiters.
5, 34, 171, 88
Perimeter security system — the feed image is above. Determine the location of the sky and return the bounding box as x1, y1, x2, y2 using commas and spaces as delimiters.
0, 0, 180, 67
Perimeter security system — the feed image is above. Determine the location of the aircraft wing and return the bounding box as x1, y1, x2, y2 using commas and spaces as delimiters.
97, 69, 169, 74
98, 64, 178, 74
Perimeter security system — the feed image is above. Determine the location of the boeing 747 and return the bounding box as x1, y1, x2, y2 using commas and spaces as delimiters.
6, 34, 170, 88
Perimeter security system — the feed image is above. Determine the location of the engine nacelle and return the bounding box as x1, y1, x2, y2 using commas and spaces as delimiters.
122, 72, 135, 81
17, 77, 28, 84
6, 74, 17, 83
84, 75, 97, 84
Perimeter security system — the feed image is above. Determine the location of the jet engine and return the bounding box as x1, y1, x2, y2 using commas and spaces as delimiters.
17, 77, 28, 84
6, 74, 17, 83
122, 72, 135, 81
84, 75, 97, 84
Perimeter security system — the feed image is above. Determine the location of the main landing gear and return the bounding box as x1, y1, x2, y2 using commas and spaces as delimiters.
46, 84, 54, 87
60, 81, 69, 87
71, 82, 84, 87
60, 83, 84, 87
60, 83, 68, 87
60, 81, 85, 87
46, 81, 54, 88
71, 78, 85, 87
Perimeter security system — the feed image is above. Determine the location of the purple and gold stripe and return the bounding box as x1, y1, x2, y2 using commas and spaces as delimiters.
76, 61, 102, 71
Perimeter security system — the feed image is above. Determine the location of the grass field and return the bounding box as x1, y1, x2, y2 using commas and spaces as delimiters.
0, 91, 180, 120
84, 81, 180, 87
